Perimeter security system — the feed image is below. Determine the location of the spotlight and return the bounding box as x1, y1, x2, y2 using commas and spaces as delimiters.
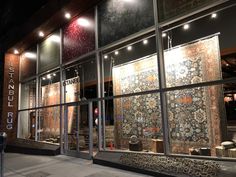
53, 73, 56, 76
38, 31, 45, 37
115, 51, 119, 55
42, 77, 46, 80
127, 46, 132, 51
77, 18, 90, 27
183, 24, 190, 30
65, 12, 71, 19
14, 49, 19, 54
143, 39, 148, 45
47, 74, 51, 79
211, 13, 217, 19
104, 55, 108, 59
162, 33, 167, 37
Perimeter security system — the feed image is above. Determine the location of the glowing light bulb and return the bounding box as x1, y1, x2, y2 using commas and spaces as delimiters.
127, 46, 132, 51
115, 51, 119, 55
183, 24, 190, 30
211, 13, 217, 19
39, 31, 44, 37
143, 39, 148, 45
65, 12, 71, 19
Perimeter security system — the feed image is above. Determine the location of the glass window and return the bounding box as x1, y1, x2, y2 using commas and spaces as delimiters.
18, 110, 36, 140
158, 0, 221, 22
63, 10, 95, 63
166, 84, 235, 158
63, 56, 97, 102
102, 35, 163, 152
20, 47, 37, 81
163, 5, 236, 87
39, 70, 60, 107
39, 31, 60, 73
38, 107, 60, 144
20, 80, 36, 110
98, 0, 154, 46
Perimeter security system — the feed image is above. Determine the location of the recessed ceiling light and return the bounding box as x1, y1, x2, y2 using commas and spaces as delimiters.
143, 39, 148, 45
162, 33, 167, 37
47, 74, 51, 79
183, 24, 190, 30
115, 51, 119, 55
38, 31, 45, 37
211, 13, 217, 19
104, 55, 108, 59
65, 12, 71, 19
53, 73, 56, 76
77, 18, 90, 27
127, 46, 132, 51
14, 49, 19, 54
42, 77, 46, 80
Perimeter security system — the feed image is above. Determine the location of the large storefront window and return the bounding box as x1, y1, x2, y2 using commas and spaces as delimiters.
20, 47, 37, 81
162, 5, 236, 158
98, 0, 154, 46
39, 31, 60, 73
102, 35, 163, 152
63, 10, 95, 63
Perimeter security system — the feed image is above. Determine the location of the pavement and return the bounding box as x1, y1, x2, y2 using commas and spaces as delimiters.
2, 153, 151, 177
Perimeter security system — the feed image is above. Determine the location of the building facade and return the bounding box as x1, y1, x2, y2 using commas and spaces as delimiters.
1, 0, 236, 175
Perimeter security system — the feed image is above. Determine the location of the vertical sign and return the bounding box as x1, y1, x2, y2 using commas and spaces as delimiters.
1, 54, 19, 143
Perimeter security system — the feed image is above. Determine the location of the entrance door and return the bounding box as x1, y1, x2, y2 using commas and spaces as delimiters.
64, 103, 95, 159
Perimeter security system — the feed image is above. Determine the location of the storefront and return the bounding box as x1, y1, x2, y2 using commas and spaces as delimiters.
1, 0, 236, 175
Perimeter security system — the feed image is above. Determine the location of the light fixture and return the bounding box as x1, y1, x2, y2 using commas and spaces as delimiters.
14, 49, 19, 54
24, 52, 36, 59
64, 12, 71, 19
127, 46, 132, 51
162, 33, 167, 37
77, 18, 90, 27
38, 31, 45, 37
42, 77, 46, 80
47, 74, 51, 79
48, 35, 60, 43
53, 73, 56, 76
104, 55, 108, 59
115, 51, 119, 55
226, 63, 229, 67
143, 39, 148, 45
183, 24, 190, 30
211, 13, 217, 19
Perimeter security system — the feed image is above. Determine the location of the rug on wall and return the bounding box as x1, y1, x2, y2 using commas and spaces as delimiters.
112, 35, 226, 153
112, 55, 162, 149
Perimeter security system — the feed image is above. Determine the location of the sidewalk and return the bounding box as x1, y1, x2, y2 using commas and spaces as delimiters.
3, 153, 150, 177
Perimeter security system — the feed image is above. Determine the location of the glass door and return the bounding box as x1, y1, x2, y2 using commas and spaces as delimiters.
64, 103, 95, 159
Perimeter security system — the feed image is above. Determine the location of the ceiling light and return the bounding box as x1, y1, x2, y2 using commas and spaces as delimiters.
104, 55, 108, 59
53, 73, 56, 76
65, 12, 71, 19
183, 24, 190, 30
115, 51, 119, 55
162, 33, 167, 37
127, 46, 132, 51
226, 63, 229, 67
77, 18, 90, 27
47, 74, 51, 79
14, 49, 19, 54
38, 31, 45, 37
211, 13, 217, 19
42, 77, 46, 80
24, 52, 36, 59
143, 39, 148, 45
48, 35, 60, 43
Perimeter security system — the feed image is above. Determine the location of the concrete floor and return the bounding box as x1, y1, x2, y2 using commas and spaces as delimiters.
2, 153, 151, 177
